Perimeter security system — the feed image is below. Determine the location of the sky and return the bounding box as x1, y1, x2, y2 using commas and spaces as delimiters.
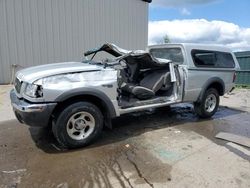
148, 0, 250, 51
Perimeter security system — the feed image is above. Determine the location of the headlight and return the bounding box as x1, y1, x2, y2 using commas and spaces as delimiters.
25, 83, 43, 98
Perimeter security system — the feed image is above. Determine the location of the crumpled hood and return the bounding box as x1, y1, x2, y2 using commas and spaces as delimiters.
16, 62, 103, 83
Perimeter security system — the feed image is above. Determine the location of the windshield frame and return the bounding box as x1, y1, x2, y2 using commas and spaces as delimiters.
149, 47, 184, 64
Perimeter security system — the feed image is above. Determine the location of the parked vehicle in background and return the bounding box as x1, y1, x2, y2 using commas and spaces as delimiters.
10, 43, 240, 148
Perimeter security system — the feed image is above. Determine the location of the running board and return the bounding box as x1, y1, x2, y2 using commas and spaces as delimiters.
119, 99, 180, 114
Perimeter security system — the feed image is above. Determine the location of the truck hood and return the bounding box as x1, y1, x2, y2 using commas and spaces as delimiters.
16, 62, 103, 83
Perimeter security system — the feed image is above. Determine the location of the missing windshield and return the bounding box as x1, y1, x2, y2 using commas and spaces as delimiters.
150, 47, 184, 63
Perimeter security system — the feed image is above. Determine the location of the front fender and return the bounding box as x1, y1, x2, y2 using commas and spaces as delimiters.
55, 87, 117, 118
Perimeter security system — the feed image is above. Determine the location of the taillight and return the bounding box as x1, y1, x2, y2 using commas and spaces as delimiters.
233, 72, 237, 83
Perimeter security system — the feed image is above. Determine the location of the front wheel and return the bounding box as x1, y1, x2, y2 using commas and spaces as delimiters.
194, 88, 219, 118
52, 102, 103, 149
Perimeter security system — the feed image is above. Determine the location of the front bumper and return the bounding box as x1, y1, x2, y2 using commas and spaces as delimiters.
10, 89, 57, 127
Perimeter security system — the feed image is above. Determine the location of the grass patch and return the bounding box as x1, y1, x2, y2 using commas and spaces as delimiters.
235, 84, 250, 89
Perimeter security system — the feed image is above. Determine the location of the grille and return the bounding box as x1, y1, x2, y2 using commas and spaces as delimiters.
15, 78, 22, 94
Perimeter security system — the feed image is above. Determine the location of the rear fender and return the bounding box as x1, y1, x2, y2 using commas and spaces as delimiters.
197, 77, 225, 103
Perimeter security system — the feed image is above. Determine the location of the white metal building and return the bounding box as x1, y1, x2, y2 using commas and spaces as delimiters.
0, 0, 151, 84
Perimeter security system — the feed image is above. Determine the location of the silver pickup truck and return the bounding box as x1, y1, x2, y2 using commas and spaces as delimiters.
10, 43, 240, 148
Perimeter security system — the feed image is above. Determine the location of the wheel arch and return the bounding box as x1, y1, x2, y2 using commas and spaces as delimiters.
52, 88, 117, 128
197, 77, 225, 103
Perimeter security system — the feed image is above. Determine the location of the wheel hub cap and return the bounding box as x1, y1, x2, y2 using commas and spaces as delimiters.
205, 94, 216, 113
66, 111, 95, 140
74, 119, 86, 130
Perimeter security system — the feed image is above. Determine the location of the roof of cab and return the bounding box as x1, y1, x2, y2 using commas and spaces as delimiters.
148, 43, 233, 53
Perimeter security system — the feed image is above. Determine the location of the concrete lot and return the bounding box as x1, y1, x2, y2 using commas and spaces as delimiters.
0, 85, 250, 188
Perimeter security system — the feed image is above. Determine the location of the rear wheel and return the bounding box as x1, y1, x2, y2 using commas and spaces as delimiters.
194, 88, 219, 118
52, 102, 103, 148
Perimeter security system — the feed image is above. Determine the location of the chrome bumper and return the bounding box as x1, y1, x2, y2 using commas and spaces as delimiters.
10, 89, 57, 127
11, 102, 51, 113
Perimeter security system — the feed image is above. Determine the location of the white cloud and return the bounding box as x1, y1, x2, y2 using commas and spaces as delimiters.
180, 8, 191, 15
152, 0, 218, 7
148, 19, 250, 51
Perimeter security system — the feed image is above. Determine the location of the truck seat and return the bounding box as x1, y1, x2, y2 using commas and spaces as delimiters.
121, 70, 171, 100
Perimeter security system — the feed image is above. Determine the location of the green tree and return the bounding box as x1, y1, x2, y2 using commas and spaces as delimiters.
163, 35, 171, 43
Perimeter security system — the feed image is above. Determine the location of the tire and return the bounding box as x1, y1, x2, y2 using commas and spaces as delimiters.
52, 102, 103, 149
194, 88, 219, 118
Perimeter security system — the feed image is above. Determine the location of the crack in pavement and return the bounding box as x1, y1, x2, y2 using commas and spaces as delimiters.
115, 160, 133, 188
125, 151, 154, 188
